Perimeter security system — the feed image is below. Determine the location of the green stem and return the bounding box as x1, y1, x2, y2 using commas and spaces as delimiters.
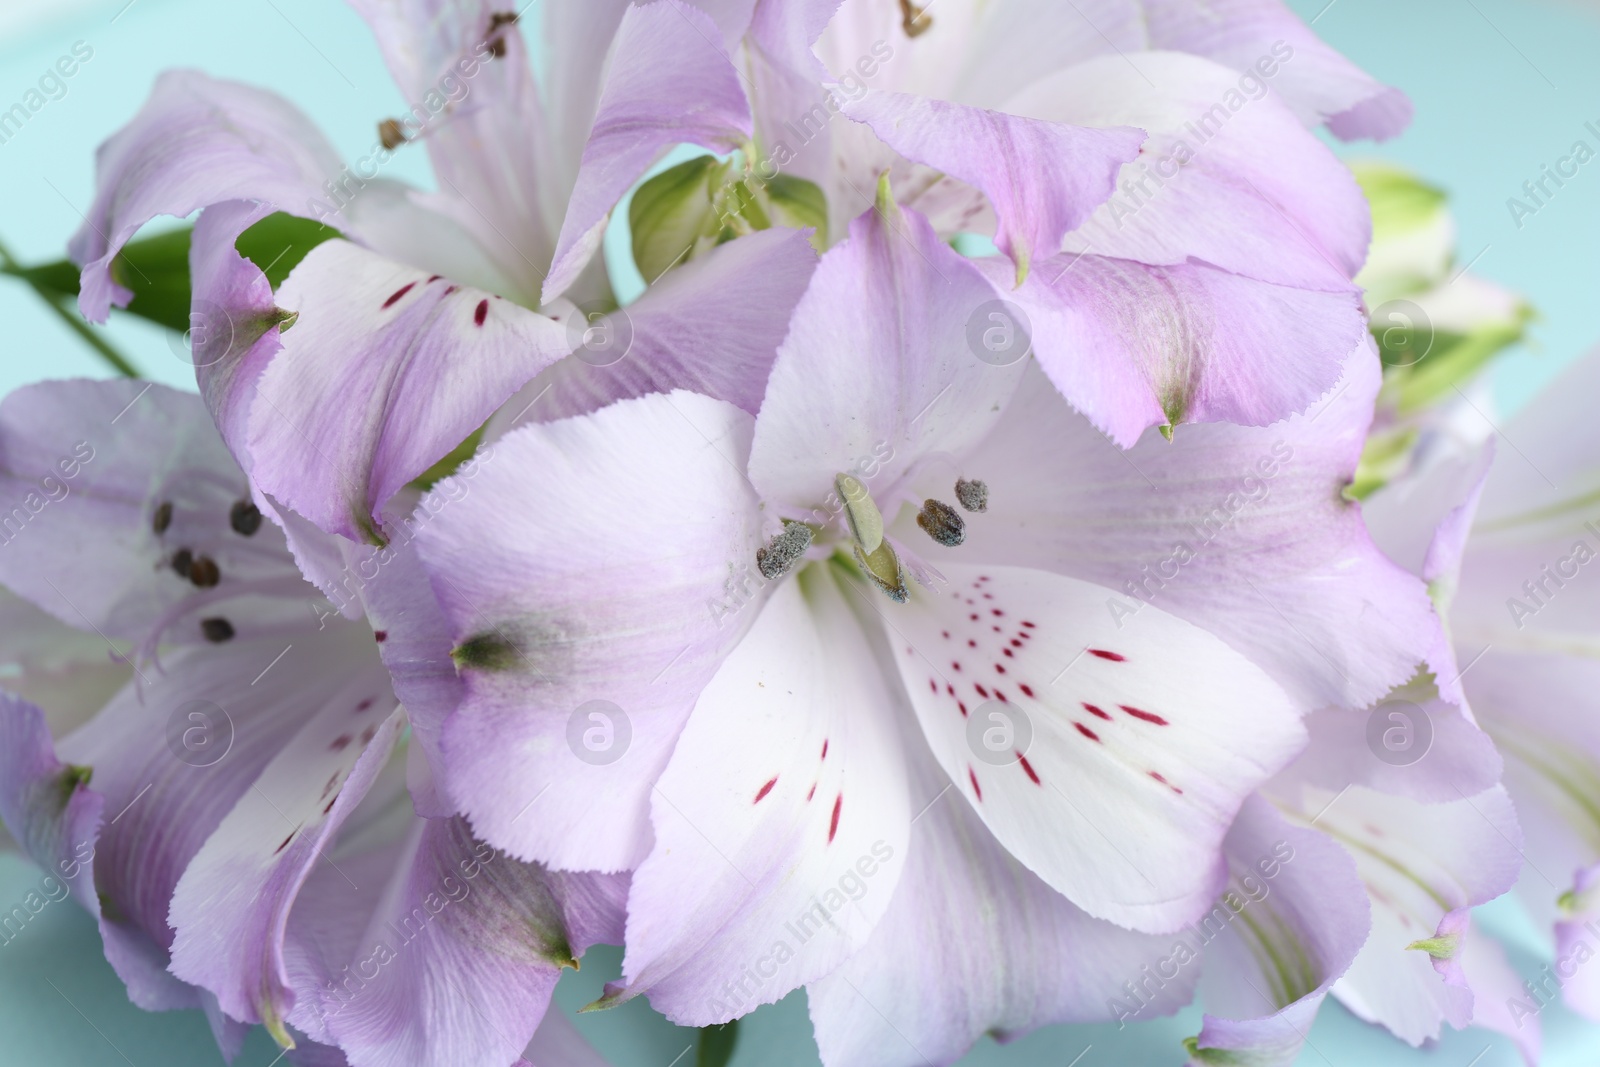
0, 236, 141, 378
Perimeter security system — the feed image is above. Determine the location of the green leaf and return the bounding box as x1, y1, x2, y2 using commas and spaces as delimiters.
696, 1020, 739, 1067
1, 212, 339, 335
629, 155, 728, 283
236, 212, 340, 288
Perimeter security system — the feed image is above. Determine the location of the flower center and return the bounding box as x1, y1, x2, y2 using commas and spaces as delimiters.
754, 472, 990, 603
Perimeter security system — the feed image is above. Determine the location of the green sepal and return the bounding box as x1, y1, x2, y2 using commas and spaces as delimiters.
629, 155, 730, 282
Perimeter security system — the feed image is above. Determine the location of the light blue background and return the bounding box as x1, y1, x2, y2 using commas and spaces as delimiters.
2, 0, 1599, 1063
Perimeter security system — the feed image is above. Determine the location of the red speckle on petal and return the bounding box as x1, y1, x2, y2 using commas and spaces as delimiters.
821, 739, 829, 760
1010, 639, 1023, 648
329, 734, 352, 752
994, 689, 1008, 702
275, 832, 294, 854
382, 282, 415, 308
941, 630, 950, 639
1082, 702, 1111, 720
1021, 620, 1036, 628
967, 639, 977, 648
929, 678, 938, 693
806, 783, 816, 801
323, 795, 338, 814
969, 613, 979, 621
994, 663, 1006, 674
1121, 705, 1169, 726
360, 725, 376, 744
1074, 722, 1101, 742
1150, 770, 1182, 794
474, 299, 489, 326
974, 683, 989, 698
952, 661, 962, 672
356, 698, 373, 712
828, 794, 842, 843
1002, 648, 1014, 658
374, 630, 387, 642
754, 776, 778, 804
957, 701, 968, 717
1089, 649, 1126, 661
969, 767, 983, 800
1018, 753, 1041, 784
443, 284, 459, 295
991, 608, 1004, 617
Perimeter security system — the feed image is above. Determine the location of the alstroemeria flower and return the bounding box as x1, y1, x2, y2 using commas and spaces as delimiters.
619, 0, 1404, 447
1364, 346, 1600, 1040
68, 0, 817, 548
399, 193, 1441, 1063
0, 380, 624, 1067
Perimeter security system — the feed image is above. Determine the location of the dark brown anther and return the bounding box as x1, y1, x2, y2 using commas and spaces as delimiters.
954, 478, 988, 513
486, 11, 518, 58
152, 501, 173, 535
916, 499, 965, 547
898, 0, 932, 37
171, 548, 194, 578
378, 119, 408, 151
188, 556, 221, 588
230, 500, 263, 537
201, 618, 235, 643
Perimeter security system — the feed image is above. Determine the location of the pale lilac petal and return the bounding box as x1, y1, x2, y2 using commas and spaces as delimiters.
1312, 785, 1522, 1044
537, 0, 634, 192
748, 199, 1026, 510
300, 815, 628, 1067
189, 199, 296, 466
0, 694, 103, 915
349, 1, 559, 299
956, 352, 1440, 712
69, 70, 345, 322
1006, 51, 1369, 292
519, 1008, 616, 1067
1469, 652, 1600, 935
1271, 693, 1502, 804
0, 586, 130, 740
543, 0, 753, 303
987, 253, 1367, 444
494, 228, 818, 430
248, 240, 569, 545
1188, 796, 1368, 1067
1554, 862, 1600, 1023
614, 571, 911, 1024
168, 701, 404, 1041
843, 91, 1143, 281
415, 391, 764, 872
808, 726, 1189, 1067
1142, 0, 1413, 140
0, 380, 307, 647
891, 564, 1304, 933
1459, 917, 1541, 1066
